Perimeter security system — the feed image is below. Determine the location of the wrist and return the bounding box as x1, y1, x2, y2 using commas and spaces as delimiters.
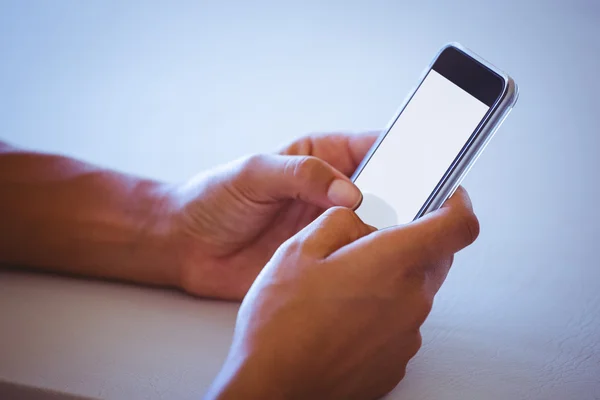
128, 179, 183, 289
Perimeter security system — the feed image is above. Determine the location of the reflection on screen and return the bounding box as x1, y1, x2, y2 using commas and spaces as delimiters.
354, 70, 489, 229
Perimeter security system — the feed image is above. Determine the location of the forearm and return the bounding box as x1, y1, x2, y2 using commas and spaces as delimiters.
0, 142, 179, 287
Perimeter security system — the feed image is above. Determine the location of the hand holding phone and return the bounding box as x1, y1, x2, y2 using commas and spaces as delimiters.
207, 189, 479, 400
352, 43, 518, 229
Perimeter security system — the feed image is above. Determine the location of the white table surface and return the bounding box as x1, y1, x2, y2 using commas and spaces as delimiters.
1, 1, 599, 399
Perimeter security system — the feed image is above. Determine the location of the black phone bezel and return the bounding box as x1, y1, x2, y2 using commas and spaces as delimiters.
432, 46, 505, 107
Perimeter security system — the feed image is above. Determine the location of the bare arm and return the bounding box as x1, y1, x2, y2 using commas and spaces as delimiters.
0, 137, 482, 398
0, 133, 374, 300
0, 141, 178, 287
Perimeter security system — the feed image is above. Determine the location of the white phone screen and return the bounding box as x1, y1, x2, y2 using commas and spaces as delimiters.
354, 70, 490, 229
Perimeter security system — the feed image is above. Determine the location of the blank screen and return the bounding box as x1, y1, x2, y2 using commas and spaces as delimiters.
354, 70, 489, 229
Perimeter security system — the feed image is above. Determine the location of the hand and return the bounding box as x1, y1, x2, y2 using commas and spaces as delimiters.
205, 188, 479, 400
163, 132, 378, 300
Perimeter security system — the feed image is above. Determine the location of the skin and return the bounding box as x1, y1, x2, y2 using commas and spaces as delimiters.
205, 190, 478, 399
0, 133, 375, 300
0, 132, 480, 399
171, 132, 378, 299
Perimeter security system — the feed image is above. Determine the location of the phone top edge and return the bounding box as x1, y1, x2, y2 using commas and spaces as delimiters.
458, 43, 519, 107
438, 42, 519, 119
444, 42, 512, 84
352, 43, 519, 224
351, 43, 517, 185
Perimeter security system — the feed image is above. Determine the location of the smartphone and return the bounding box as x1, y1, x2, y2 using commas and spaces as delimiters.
352, 43, 518, 229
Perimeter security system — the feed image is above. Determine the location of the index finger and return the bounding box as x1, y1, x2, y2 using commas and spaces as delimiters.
286, 207, 375, 259
347, 131, 380, 170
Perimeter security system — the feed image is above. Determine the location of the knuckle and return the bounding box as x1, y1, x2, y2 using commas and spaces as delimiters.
238, 154, 266, 176
415, 296, 434, 326
278, 236, 306, 259
282, 136, 313, 156
408, 331, 423, 358
324, 206, 356, 221
441, 254, 454, 273
398, 263, 428, 287
322, 206, 363, 230
406, 288, 434, 327
286, 156, 321, 184
461, 210, 481, 245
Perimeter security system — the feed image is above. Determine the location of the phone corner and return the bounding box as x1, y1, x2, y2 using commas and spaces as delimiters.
504, 77, 519, 106
436, 41, 461, 56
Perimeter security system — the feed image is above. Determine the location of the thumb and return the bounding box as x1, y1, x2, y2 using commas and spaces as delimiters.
235, 154, 363, 209
289, 206, 376, 258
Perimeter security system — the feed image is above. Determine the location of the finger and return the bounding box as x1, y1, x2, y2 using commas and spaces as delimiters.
279, 132, 380, 177
290, 207, 375, 258
415, 186, 480, 256
236, 154, 363, 209
347, 131, 380, 172
425, 254, 454, 296
343, 186, 479, 272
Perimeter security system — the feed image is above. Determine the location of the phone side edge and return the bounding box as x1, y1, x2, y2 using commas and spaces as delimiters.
417, 76, 519, 217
